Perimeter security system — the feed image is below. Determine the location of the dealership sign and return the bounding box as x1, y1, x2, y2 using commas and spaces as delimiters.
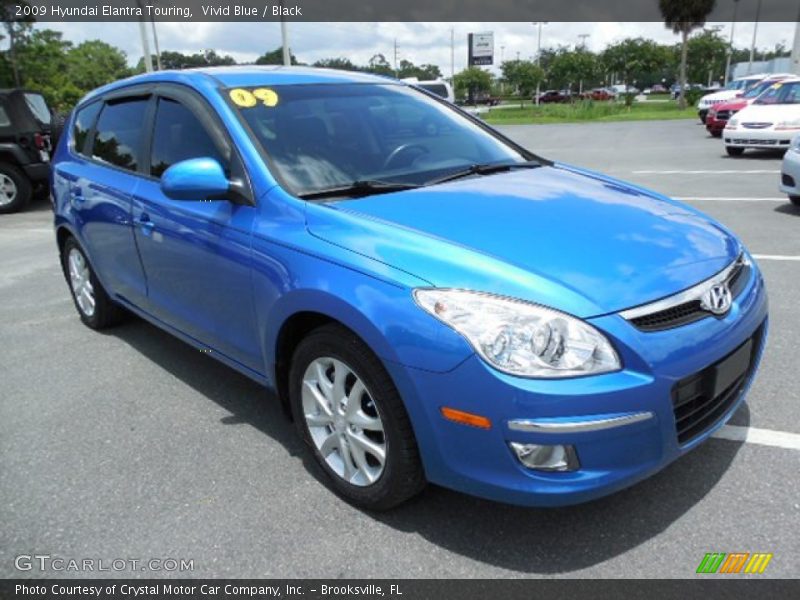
468, 32, 494, 66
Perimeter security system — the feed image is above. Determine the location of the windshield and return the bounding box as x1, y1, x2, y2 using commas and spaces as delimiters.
754, 81, 800, 105
24, 93, 50, 125
227, 83, 528, 197
742, 80, 777, 99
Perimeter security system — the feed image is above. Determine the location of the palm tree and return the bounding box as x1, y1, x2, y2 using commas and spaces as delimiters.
659, 0, 716, 108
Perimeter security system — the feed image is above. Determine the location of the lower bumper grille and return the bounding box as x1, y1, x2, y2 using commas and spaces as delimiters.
728, 138, 789, 146
672, 323, 765, 445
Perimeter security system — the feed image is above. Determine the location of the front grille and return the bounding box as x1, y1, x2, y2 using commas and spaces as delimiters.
783, 173, 796, 187
742, 122, 773, 129
715, 110, 731, 120
729, 138, 780, 145
629, 259, 751, 332
671, 323, 765, 445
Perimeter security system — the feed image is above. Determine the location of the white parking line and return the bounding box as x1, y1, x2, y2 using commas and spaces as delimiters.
673, 197, 785, 202
713, 425, 800, 451
634, 170, 780, 174
752, 254, 800, 261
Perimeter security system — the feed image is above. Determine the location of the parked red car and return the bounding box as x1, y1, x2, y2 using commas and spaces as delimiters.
706, 75, 791, 137
585, 88, 616, 101
535, 90, 572, 104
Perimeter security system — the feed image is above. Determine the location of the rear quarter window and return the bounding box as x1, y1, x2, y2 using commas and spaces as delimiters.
71, 102, 102, 156
24, 93, 51, 125
0, 105, 10, 127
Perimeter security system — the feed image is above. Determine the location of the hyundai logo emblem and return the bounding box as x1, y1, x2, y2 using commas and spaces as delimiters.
701, 283, 733, 315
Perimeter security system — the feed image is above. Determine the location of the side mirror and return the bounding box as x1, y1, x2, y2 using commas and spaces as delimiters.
160, 157, 230, 201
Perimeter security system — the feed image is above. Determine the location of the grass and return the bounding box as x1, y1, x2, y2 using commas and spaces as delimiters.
482, 100, 696, 125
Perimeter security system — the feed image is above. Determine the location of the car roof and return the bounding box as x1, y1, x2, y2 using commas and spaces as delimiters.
82, 66, 398, 103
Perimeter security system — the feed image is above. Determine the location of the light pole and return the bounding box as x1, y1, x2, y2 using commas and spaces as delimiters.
280, 1, 291, 66
135, 0, 152, 72
724, 0, 739, 84
748, 0, 762, 75
577, 33, 590, 49
533, 22, 547, 104
450, 28, 455, 85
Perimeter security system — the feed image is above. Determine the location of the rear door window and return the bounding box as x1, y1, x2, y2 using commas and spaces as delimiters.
92, 98, 149, 171
149, 97, 227, 178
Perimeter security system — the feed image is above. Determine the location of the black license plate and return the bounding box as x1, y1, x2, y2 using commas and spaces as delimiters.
712, 339, 753, 398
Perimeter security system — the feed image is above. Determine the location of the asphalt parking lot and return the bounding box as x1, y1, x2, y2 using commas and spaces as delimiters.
1, 119, 798, 579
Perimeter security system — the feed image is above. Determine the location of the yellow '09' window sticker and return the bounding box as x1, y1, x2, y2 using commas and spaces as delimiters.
229, 87, 279, 108
771, 82, 783, 89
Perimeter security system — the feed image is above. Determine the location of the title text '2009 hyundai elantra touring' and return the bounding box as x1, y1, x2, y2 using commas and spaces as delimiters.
51, 67, 767, 510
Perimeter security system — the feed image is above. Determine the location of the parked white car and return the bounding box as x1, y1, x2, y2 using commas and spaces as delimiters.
723, 78, 800, 156
401, 78, 455, 103
779, 134, 800, 206
696, 74, 775, 123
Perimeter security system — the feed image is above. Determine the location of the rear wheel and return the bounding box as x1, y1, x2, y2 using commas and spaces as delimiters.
726, 146, 745, 157
0, 162, 32, 214
790, 196, 800, 207
61, 237, 125, 329
289, 323, 425, 510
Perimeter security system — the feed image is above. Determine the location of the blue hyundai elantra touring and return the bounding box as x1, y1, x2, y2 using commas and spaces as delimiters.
51, 67, 768, 510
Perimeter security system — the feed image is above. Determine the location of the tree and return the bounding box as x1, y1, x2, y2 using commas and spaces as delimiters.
548, 49, 597, 92
313, 57, 360, 71
255, 47, 298, 65
67, 41, 130, 91
687, 27, 728, 85
137, 49, 237, 72
601, 38, 673, 89
453, 67, 493, 102
500, 60, 544, 98
1, 0, 35, 87
397, 59, 441, 80
659, 0, 716, 108
366, 53, 392, 76
13, 29, 79, 109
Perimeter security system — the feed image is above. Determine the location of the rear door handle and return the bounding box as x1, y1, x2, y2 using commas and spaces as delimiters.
136, 213, 155, 236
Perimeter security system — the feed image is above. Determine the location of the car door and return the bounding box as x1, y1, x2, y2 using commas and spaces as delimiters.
131, 87, 261, 372
53, 96, 149, 308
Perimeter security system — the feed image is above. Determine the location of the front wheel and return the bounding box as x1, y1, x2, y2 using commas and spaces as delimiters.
289, 324, 425, 510
726, 146, 745, 157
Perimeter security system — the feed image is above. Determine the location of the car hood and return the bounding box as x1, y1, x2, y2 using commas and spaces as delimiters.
713, 98, 749, 112
732, 103, 800, 123
306, 165, 739, 318
699, 90, 741, 106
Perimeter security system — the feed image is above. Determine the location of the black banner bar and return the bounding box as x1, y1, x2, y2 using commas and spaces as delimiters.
4, 0, 800, 22
2, 580, 799, 600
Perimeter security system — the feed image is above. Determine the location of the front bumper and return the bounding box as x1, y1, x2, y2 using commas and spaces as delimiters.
779, 147, 800, 196
724, 127, 795, 149
387, 263, 768, 507
706, 115, 726, 135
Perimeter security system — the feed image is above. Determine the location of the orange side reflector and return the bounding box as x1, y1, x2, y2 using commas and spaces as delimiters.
440, 407, 492, 429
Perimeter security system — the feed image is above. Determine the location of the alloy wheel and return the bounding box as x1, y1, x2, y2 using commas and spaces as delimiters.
301, 357, 387, 486
67, 248, 96, 317
0, 173, 17, 207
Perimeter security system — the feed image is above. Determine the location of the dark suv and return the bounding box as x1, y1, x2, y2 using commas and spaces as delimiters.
0, 89, 53, 213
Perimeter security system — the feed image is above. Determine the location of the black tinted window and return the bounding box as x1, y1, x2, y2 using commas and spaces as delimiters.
92, 99, 148, 171
150, 98, 226, 178
72, 102, 101, 156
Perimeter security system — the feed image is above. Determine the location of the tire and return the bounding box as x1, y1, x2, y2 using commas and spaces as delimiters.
790, 196, 800, 207
710, 130, 722, 138
61, 237, 126, 329
0, 161, 32, 214
289, 323, 426, 510
726, 146, 745, 157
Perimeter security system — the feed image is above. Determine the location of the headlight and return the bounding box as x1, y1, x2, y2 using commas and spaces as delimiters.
776, 118, 800, 131
413, 289, 620, 378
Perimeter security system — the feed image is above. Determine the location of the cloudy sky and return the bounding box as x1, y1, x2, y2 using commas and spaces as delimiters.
24, 21, 797, 75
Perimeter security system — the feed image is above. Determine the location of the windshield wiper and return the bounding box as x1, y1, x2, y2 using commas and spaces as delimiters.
298, 180, 421, 200
426, 160, 542, 186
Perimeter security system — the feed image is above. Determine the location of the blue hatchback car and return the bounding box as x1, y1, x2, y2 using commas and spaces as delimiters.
52, 67, 768, 510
